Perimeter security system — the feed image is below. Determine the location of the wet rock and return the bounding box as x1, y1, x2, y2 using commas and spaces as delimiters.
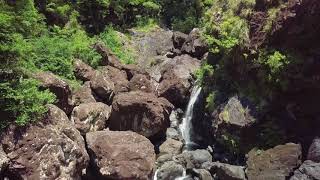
173, 31, 188, 49
90, 71, 114, 103
86, 130, 155, 180
246, 143, 302, 180
71, 102, 111, 135
290, 160, 320, 180
72, 82, 96, 106
73, 59, 96, 81
129, 74, 155, 93
202, 162, 246, 180
158, 54, 200, 107
99, 66, 129, 94
33, 72, 73, 114
1, 105, 89, 179
159, 138, 183, 156
156, 154, 174, 167
181, 28, 208, 59
109, 91, 174, 140
174, 150, 212, 169
307, 137, 320, 162
166, 128, 181, 141
157, 161, 184, 180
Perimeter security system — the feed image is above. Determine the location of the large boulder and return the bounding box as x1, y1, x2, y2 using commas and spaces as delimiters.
109, 91, 174, 139
128, 74, 155, 93
290, 160, 320, 180
156, 161, 184, 180
174, 150, 213, 169
211, 96, 257, 153
90, 71, 114, 103
33, 72, 73, 114
73, 59, 96, 81
157, 54, 201, 107
72, 81, 96, 106
181, 28, 208, 59
246, 143, 302, 180
159, 138, 183, 156
71, 102, 111, 135
202, 162, 246, 180
0, 105, 89, 180
307, 137, 320, 162
99, 66, 129, 94
129, 27, 174, 68
86, 130, 156, 180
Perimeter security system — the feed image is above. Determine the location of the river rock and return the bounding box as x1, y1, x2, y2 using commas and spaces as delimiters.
72, 82, 96, 106
202, 162, 246, 180
159, 138, 183, 156
174, 149, 213, 169
86, 130, 156, 180
71, 102, 111, 135
0, 105, 89, 179
157, 161, 184, 180
307, 137, 320, 162
33, 71, 73, 114
157, 54, 200, 107
290, 160, 320, 180
99, 65, 129, 94
90, 71, 114, 103
192, 169, 213, 180
73, 59, 96, 81
246, 143, 302, 180
166, 128, 181, 140
129, 74, 155, 93
109, 91, 174, 139
181, 28, 208, 59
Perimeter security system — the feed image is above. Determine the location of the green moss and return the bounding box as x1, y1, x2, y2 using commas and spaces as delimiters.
220, 110, 230, 122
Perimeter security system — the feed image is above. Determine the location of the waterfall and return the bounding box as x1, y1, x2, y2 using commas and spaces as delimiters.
179, 85, 202, 149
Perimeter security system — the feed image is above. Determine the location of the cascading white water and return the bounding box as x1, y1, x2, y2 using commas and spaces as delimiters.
179, 85, 202, 149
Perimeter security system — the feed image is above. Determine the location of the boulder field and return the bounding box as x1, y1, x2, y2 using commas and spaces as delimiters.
2, 7, 320, 178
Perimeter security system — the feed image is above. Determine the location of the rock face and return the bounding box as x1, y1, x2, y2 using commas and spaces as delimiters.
203, 162, 246, 180
86, 130, 156, 180
129, 27, 174, 68
173, 31, 188, 49
246, 143, 302, 180
307, 137, 320, 162
109, 91, 174, 139
181, 28, 208, 59
33, 72, 73, 114
0, 105, 89, 180
290, 160, 320, 180
72, 82, 96, 106
90, 71, 114, 102
0, 146, 9, 174
211, 96, 257, 152
74, 59, 96, 81
157, 54, 200, 107
71, 102, 111, 135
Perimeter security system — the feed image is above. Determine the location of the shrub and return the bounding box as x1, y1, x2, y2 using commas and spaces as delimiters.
195, 64, 214, 84
98, 27, 135, 64
0, 78, 56, 126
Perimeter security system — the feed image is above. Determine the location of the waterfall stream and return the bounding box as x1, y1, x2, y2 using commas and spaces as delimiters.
154, 85, 202, 180
179, 85, 202, 150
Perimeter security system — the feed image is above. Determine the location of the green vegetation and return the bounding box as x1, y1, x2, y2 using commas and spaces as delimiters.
99, 27, 135, 64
